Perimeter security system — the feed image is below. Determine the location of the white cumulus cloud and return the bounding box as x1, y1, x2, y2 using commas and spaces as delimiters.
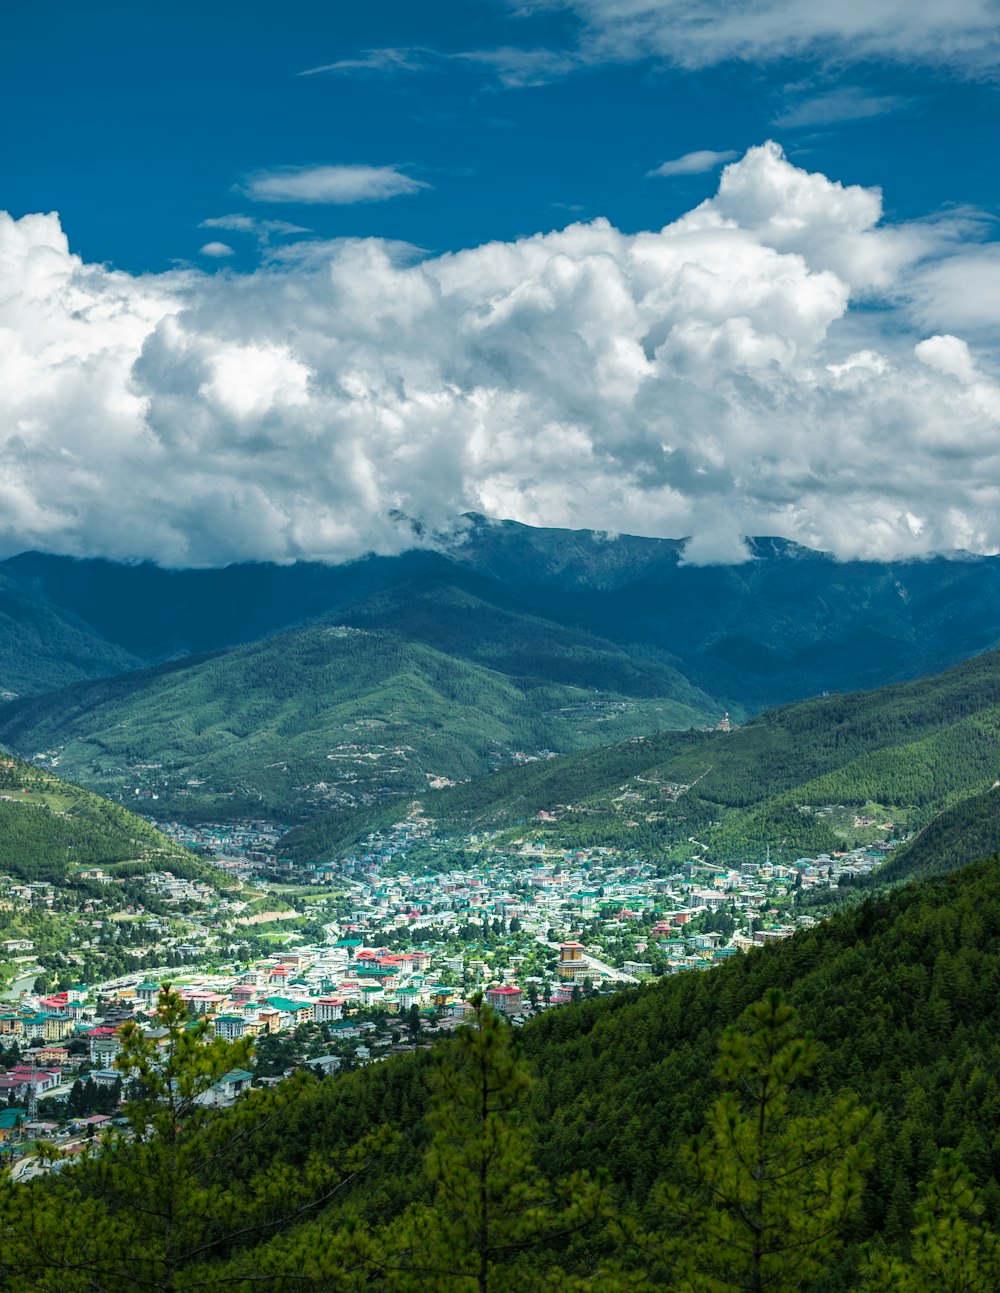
0, 143, 999, 567
915, 334, 978, 383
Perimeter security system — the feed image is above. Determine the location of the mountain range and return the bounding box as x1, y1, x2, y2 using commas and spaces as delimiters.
7, 519, 1000, 1286
0, 624, 710, 822
5, 517, 1000, 873
6, 517, 1000, 710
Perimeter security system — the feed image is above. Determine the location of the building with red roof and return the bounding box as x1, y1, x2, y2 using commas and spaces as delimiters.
485, 986, 524, 1016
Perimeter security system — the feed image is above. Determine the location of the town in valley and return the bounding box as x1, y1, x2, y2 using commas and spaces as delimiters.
0, 802, 904, 1164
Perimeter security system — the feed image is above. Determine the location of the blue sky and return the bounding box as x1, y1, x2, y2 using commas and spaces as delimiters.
1, 1, 999, 567
4, 0, 998, 272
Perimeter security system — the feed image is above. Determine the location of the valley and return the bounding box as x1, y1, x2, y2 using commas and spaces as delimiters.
7, 530, 1000, 1017
5, 524, 1000, 1291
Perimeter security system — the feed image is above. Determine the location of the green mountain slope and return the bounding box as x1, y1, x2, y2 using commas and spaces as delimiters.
284, 647, 1000, 870
874, 784, 1000, 884
331, 577, 706, 701
0, 626, 716, 823
0, 753, 198, 884
448, 520, 1000, 705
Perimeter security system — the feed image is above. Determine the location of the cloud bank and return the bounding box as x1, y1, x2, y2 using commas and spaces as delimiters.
0, 143, 998, 567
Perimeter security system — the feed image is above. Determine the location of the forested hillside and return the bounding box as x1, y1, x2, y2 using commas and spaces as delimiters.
286, 647, 1000, 873
875, 784, 1000, 884
0, 625, 713, 823
224, 854, 1000, 1245
0, 754, 199, 884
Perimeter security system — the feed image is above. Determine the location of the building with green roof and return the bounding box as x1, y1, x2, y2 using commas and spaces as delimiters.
0, 1109, 26, 1142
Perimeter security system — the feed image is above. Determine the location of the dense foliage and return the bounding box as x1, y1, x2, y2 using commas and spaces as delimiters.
877, 784, 1000, 884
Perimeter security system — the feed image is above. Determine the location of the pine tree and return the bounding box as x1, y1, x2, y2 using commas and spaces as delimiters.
629, 989, 879, 1293
861, 1149, 1000, 1292
0, 986, 386, 1293
380, 996, 603, 1293
66, 1076, 85, 1118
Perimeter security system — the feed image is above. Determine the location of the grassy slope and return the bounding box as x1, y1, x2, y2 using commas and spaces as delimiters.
0, 547, 720, 707
0, 626, 716, 823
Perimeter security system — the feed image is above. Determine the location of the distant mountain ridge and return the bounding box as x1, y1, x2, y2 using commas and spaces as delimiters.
4, 517, 1000, 710
16, 624, 1000, 878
